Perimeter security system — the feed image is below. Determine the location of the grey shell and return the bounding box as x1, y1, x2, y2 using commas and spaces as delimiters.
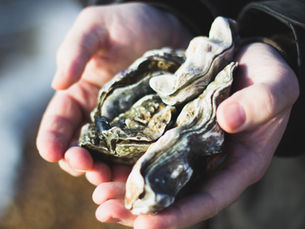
79, 16, 239, 214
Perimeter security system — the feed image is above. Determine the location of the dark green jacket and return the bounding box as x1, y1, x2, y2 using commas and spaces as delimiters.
87, 0, 305, 156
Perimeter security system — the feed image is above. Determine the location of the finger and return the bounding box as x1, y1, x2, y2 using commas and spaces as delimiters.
133, 141, 270, 229
133, 191, 220, 229
36, 81, 98, 162
92, 182, 125, 204
95, 199, 136, 227
36, 92, 83, 162
217, 82, 293, 133
58, 159, 84, 177
133, 193, 217, 229
112, 165, 132, 182
52, 8, 108, 89
217, 43, 299, 133
86, 162, 112, 186
65, 146, 93, 171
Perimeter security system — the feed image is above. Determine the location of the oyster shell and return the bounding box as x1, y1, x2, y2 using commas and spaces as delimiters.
125, 62, 237, 214
79, 48, 184, 164
149, 16, 237, 105
78, 16, 239, 213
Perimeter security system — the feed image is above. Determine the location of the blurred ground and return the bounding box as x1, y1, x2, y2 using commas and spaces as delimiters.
0, 0, 127, 228
210, 155, 305, 229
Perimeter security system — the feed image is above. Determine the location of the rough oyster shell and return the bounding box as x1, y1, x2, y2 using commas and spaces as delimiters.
78, 16, 239, 213
149, 16, 237, 105
125, 62, 237, 214
79, 48, 184, 164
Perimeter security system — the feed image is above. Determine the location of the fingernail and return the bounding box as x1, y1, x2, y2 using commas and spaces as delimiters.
224, 103, 246, 131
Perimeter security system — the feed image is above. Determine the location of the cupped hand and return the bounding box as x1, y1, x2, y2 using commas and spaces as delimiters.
52, 3, 191, 90
36, 3, 192, 175
90, 43, 299, 228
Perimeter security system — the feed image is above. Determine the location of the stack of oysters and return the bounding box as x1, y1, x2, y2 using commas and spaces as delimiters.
79, 17, 239, 214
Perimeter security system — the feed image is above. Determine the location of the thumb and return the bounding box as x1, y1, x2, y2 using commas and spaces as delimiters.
52, 14, 108, 90
217, 81, 297, 133
217, 42, 299, 133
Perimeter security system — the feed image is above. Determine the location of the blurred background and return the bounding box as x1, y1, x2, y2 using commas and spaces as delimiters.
0, 0, 126, 228
0, 1, 304, 229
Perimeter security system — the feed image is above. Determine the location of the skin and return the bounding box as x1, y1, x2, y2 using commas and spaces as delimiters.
36, 3, 299, 229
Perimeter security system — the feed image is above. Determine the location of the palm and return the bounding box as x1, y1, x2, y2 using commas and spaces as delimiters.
92, 43, 299, 229
36, 3, 191, 165
53, 3, 192, 89
90, 113, 290, 229
36, 3, 299, 228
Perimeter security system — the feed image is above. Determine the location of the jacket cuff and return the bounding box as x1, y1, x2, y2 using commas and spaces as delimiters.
238, 0, 305, 77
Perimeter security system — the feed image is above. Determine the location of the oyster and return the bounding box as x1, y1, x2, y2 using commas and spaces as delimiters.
149, 16, 237, 105
79, 16, 239, 213
79, 48, 184, 164
125, 62, 237, 214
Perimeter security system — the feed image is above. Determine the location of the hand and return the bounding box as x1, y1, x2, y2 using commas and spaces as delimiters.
36, 3, 192, 176
90, 43, 299, 228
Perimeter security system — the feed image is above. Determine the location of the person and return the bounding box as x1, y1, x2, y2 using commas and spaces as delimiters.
36, 1, 305, 228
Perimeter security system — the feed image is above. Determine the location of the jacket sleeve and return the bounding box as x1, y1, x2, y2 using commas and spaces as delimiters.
83, 0, 305, 156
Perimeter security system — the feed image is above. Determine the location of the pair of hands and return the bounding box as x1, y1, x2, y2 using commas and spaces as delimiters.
36, 3, 299, 228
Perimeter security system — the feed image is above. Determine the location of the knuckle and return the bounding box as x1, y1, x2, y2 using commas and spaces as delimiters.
79, 6, 94, 18
56, 44, 64, 64
78, 6, 100, 24
277, 62, 300, 105
251, 172, 264, 184
257, 83, 276, 117
287, 70, 300, 104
